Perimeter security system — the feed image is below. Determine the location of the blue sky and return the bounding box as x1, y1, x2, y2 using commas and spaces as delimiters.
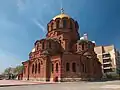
0, 0, 120, 73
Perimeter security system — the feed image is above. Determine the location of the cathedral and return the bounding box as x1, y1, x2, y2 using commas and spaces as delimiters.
22, 9, 102, 82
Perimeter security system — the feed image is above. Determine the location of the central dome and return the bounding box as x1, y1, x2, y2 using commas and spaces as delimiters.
53, 8, 71, 20
47, 8, 79, 35
53, 13, 70, 20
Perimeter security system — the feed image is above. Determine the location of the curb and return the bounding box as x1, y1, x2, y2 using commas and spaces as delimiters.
0, 83, 56, 87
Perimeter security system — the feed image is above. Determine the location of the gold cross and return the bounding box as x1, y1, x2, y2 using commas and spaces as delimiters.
61, 8, 64, 14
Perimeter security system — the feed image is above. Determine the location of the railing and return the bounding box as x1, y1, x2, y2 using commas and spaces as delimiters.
103, 67, 111, 69
103, 57, 110, 59
103, 62, 111, 64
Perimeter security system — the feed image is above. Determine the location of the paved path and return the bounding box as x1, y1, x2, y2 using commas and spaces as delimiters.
0, 80, 120, 90
0, 80, 54, 87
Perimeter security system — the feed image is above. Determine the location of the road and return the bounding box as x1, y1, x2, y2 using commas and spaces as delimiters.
0, 80, 120, 90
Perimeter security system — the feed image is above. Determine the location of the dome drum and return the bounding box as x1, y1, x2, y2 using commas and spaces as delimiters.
47, 15, 79, 32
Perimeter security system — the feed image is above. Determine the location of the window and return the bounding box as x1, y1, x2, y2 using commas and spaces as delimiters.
63, 19, 67, 28
72, 63, 76, 72
82, 44, 84, 50
35, 63, 37, 74
84, 64, 86, 73
82, 64, 84, 72
38, 63, 40, 73
42, 42, 45, 49
32, 64, 34, 74
56, 63, 58, 72
59, 20, 63, 28
52, 64, 54, 73
66, 63, 70, 72
51, 23, 53, 30
56, 20, 60, 28
36, 43, 40, 50
49, 42, 51, 48
70, 21, 73, 29
82, 64, 87, 73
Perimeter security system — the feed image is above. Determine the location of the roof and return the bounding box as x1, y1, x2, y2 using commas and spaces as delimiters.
53, 13, 70, 20
77, 39, 91, 44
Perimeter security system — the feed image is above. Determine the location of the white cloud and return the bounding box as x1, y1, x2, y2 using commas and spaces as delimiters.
32, 18, 46, 32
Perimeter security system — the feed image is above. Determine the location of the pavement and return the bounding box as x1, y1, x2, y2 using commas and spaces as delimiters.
0, 80, 55, 87
0, 80, 120, 90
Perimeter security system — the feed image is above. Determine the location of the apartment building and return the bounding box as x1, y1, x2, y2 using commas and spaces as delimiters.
94, 45, 120, 77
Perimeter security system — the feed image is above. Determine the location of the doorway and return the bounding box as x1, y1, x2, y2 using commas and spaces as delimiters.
54, 77, 58, 82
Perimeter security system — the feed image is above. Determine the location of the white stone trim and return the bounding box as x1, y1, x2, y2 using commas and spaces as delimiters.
50, 78, 61, 82
61, 78, 82, 82
29, 78, 46, 81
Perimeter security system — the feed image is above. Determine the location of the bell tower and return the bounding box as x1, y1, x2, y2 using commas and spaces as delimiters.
46, 8, 80, 52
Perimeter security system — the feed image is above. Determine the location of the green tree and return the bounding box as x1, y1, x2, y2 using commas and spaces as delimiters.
4, 67, 12, 74
14, 65, 24, 75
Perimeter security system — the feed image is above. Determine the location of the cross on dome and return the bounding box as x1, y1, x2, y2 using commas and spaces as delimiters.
61, 8, 64, 14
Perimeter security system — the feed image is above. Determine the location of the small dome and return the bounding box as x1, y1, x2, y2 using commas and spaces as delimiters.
53, 13, 70, 20
32, 48, 35, 52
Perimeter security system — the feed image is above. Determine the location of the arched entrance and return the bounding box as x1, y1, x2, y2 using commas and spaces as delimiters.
54, 77, 58, 82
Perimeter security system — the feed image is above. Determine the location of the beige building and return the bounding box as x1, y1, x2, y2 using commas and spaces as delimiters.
94, 45, 120, 77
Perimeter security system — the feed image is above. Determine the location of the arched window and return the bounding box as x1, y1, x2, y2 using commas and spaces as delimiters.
84, 64, 87, 73
38, 63, 40, 73
56, 63, 58, 72
56, 20, 60, 28
59, 20, 63, 28
32, 64, 34, 74
52, 64, 54, 73
42, 42, 45, 49
36, 44, 39, 50
72, 63, 76, 72
35, 63, 37, 74
82, 64, 84, 72
51, 23, 53, 30
48, 24, 51, 32
49, 42, 51, 48
82, 44, 84, 50
66, 63, 70, 72
63, 19, 67, 28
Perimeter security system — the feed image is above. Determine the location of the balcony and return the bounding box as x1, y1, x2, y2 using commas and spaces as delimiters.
103, 62, 111, 64
103, 57, 110, 59
103, 67, 111, 69
102, 52, 111, 59
103, 58, 111, 63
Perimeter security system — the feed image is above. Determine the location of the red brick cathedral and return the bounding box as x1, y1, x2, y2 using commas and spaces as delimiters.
22, 9, 102, 82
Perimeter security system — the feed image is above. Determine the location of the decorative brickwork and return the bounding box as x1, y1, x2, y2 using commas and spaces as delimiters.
22, 11, 102, 82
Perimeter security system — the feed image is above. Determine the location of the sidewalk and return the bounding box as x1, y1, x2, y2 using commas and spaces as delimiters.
0, 80, 55, 87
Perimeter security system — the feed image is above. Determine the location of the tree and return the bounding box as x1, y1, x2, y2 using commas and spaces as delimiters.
116, 68, 120, 79
3, 67, 14, 79
3, 65, 24, 80
4, 67, 12, 75
13, 65, 24, 75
